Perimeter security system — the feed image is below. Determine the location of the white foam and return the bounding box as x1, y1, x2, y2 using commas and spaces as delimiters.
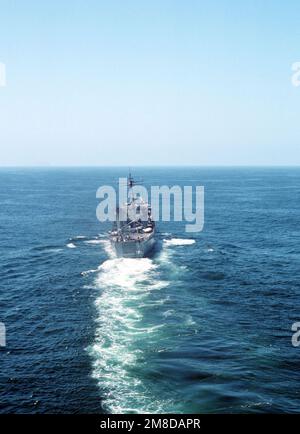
84, 239, 104, 245
83, 238, 114, 258
184, 315, 197, 326
66, 243, 76, 249
162, 309, 175, 318
81, 268, 98, 276
94, 259, 156, 293
164, 238, 195, 246
89, 256, 171, 413
46, 248, 63, 253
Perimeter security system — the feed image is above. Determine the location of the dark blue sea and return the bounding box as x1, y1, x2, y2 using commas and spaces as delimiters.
1, 167, 300, 413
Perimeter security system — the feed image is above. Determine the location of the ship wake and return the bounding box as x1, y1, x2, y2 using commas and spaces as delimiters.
87, 236, 196, 413
89, 256, 171, 413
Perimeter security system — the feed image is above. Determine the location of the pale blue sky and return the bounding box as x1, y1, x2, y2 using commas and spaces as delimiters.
0, 0, 300, 166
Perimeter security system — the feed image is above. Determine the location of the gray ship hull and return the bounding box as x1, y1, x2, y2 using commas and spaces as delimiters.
109, 173, 156, 258
112, 235, 155, 258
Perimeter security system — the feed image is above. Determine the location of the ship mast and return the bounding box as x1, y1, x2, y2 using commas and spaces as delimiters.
128, 172, 136, 203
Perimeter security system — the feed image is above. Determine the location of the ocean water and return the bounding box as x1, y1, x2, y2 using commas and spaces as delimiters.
1, 167, 300, 414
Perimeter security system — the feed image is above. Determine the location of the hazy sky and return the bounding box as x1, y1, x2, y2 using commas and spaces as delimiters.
0, 0, 300, 166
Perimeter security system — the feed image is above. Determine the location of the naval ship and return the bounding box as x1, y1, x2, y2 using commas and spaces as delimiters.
108, 174, 156, 258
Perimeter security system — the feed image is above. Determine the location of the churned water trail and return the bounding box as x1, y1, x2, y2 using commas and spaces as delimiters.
163, 238, 196, 246
90, 258, 164, 412
88, 237, 198, 413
